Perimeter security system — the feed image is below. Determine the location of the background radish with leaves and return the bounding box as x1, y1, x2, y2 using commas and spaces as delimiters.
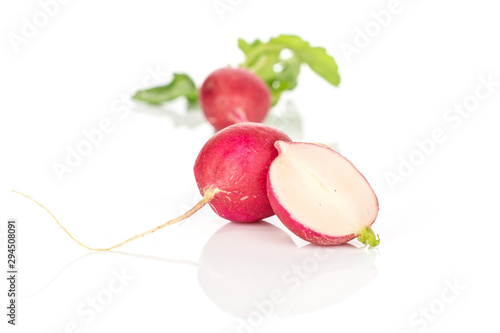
133, 35, 341, 131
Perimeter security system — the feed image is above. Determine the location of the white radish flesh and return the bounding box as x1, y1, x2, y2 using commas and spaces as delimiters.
267, 141, 380, 246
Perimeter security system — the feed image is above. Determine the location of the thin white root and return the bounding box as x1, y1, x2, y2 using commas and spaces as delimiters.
12, 188, 219, 252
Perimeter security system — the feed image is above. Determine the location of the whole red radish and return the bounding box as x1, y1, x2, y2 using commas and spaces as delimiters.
199, 67, 271, 131
195, 122, 291, 222
267, 141, 380, 247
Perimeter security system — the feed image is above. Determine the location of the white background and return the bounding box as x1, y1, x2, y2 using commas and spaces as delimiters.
1, 0, 499, 332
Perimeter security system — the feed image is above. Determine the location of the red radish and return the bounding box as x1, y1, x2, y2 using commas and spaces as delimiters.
194, 122, 291, 222
267, 141, 380, 247
199, 67, 271, 131
14, 123, 290, 251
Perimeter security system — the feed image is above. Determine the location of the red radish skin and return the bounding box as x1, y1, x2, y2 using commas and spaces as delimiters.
267, 141, 380, 247
194, 123, 291, 222
199, 67, 271, 131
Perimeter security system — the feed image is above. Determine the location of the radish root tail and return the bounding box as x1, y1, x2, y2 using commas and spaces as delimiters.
12, 188, 219, 252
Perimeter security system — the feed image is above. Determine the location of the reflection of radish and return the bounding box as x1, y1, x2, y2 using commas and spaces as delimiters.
199, 68, 271, 131
198, 221, 378, 318
267, 141, 380, 246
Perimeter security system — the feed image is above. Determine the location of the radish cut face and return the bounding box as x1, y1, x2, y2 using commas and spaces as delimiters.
267, 141, 379, 246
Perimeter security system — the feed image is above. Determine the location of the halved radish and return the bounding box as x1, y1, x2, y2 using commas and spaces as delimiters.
267, 141, 380, 247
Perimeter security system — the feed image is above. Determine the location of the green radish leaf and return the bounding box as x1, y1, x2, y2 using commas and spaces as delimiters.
237, 38, 262, 56
268, 35, 340, 86
268, 55, 301, 105
239, 34, 340, 105
133, 73, 198, 109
